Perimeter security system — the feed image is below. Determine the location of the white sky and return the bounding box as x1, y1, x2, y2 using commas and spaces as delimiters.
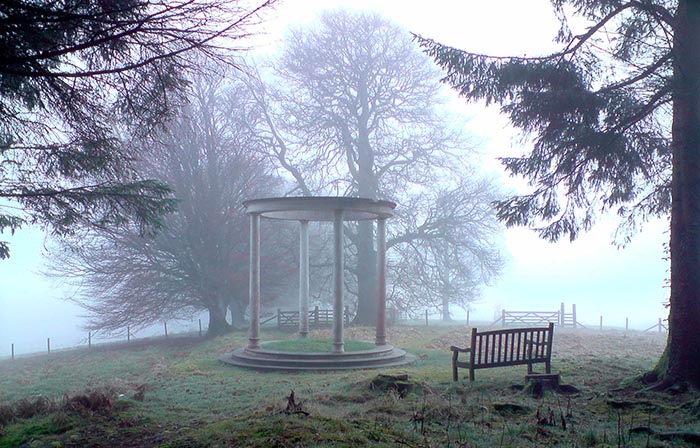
0, 0, 669, 356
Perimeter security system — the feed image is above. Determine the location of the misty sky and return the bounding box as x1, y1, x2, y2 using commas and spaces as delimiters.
0, 0, 669, 356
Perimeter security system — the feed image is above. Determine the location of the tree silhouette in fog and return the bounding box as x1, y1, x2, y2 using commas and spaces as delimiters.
250, 10, 503, 324
51, 69, 293, 336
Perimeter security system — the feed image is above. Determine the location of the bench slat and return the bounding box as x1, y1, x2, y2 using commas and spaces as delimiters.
497, 333, 503, 363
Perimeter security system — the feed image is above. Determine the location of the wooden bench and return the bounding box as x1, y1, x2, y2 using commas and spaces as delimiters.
451, 322, 554, 381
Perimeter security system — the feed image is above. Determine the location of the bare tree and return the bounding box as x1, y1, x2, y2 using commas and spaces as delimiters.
51, 68, 292, 336
249, 10, 503, 324
0, 0, 275, 259
388, 180, 503, 320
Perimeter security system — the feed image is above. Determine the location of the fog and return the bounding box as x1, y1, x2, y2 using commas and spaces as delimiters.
0, 0, 669, 358
0, 217, 669, 358
0, 228, 210, 357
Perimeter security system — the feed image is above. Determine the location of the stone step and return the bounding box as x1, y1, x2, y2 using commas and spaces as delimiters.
244, 344, 396, 361
224, 356, 416, 371
228, 349, 408, 367
221, 345, 416, 371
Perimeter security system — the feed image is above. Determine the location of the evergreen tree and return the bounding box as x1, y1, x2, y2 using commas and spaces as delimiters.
0, 0, 274, 258
416, 0, 700, 389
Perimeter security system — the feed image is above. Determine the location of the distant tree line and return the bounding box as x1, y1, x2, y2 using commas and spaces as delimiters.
51, 67, 294, 336
33, 8, 503, 336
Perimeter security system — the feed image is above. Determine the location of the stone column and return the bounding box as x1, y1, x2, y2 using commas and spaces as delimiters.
376, 217, 387, 346
299, 220, 310, 338
332, 209, 345, 353
248, 213, 261, 349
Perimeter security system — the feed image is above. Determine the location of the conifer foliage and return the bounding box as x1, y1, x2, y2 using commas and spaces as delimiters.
0, 0, 274, 258
417, 1, 700, 388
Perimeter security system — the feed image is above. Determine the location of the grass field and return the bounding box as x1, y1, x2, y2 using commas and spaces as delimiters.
0, 324, 697, 447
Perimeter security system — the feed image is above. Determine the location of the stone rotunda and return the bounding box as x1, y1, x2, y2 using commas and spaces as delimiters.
221, 196, 415, 371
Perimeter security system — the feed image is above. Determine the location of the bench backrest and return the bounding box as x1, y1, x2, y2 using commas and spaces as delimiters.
470, 322, 553, 369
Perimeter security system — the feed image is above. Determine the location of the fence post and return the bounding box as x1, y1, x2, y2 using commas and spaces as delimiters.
502, 309, 506, 328
625, 318, 629, 331
572, 304, 577, 328
164, 321, 168, 338
314, 305, 319, 325
658, 317, 663, 333
127, 326, 131, 342
11, 343, 14, 360
277, 308, 281, 328
47, 337, 50, 355
560, 302, 565, 326
199, 319, 202, 337
466, 310, 470, 327
88, 332, 92, 349
599, 316, 603, 331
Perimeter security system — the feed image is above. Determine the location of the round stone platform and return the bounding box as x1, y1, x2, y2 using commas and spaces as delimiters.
221, 344, 416, 371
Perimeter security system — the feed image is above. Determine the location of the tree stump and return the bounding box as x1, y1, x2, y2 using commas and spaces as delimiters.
369, 374, 414, 398
524, 373, 561, 398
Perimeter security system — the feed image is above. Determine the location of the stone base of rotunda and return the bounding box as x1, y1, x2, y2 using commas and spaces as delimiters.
220, 344, 415, 371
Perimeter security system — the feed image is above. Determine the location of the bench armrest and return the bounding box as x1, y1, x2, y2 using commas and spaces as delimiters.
449, 345, 471, 353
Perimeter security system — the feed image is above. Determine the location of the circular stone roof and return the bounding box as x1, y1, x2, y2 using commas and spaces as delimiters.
243, 197, 396, 221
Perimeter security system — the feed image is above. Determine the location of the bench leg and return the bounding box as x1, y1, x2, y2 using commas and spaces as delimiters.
469, 368, 475, 382
527, 363, 533, 374
452, 351, 459, 382
545, 360, 551, 374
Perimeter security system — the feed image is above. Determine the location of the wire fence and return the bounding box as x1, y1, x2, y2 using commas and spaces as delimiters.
399, 306, 668, 335
2, 318, 206, 361
2, 306, 668, 361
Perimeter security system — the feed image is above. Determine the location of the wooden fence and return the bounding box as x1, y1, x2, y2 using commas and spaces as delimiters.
275, 306, 350, 330
493, 303, 583, 328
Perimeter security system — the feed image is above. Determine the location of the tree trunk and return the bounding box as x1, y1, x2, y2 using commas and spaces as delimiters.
352, 67, 380, 326
207, 301, 232, 337
228, 298, 247, 329
442, 293, 452, 321
354, 221, 378, 325
658, 0, 700, 389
